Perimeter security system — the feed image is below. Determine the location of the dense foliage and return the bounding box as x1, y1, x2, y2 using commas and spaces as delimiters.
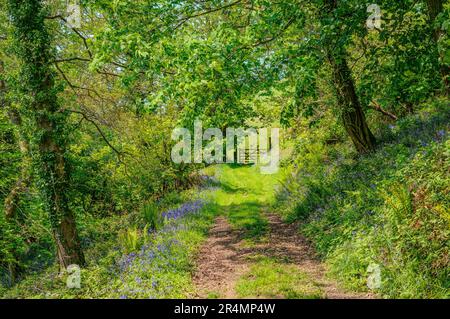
0, 0, 448, 298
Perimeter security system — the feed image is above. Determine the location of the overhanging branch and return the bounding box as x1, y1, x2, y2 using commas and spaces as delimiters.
65, 108, 128, 162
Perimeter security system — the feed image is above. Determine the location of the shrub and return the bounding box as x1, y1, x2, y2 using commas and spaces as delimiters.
276, 101, 450, 298
142, 202, 162, 231
118, 228, 140, 254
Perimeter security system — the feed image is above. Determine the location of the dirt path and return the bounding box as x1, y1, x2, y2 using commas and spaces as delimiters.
192, 213, 375, 299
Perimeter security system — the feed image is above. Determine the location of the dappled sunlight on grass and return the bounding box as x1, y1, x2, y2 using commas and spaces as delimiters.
212, 164, 280, 240
236, 256, 324, 299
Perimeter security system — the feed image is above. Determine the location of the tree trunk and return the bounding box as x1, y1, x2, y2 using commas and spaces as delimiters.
4, 134, 32, 219
1, 61, 32, 219
426, 0, 449, 91
427, 0, 443, 29
324, 0, 376, 153
8, 0, 85, 270
327, 54, 377, 153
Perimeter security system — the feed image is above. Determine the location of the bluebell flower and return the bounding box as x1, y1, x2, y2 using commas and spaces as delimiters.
161, 200, 205, 220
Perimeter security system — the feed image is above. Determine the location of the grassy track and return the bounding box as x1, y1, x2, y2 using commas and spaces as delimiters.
194, 164, 371, 299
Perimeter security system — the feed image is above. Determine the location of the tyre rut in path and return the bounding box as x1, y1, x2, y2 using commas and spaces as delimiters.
192, 213, 375, 299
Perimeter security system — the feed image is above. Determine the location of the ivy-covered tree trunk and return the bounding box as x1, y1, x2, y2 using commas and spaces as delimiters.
8, 0, 85, 269
324, 0, 376, 153
427, 0, 444, 34
1, 60, 32, 220
426, 0, 449, 91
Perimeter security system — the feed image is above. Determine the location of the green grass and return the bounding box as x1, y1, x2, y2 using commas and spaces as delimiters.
0, 163, 286, 299
276, 100, 450, 298
209, 165, 324, 299
206, 291, 221, 299
0, 163, 284, 299
212, 164, 280, 240
5, 101, 447, 300
0, 187, 220, 299
236, 256, 324, 299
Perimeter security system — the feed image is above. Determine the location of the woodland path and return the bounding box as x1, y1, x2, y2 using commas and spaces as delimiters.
192, 165, 374, 299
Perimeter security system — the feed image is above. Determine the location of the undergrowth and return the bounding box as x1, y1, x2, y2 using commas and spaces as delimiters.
275, 98, 450, 298
0, 183, 219, 298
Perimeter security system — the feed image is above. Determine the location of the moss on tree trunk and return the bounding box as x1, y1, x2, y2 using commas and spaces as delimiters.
8, 0, 85, 270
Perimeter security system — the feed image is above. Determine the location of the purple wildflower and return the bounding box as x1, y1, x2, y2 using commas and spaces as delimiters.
161, 200, 205, 220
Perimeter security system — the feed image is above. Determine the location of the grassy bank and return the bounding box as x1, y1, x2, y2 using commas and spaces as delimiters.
276, 100, 450, 298
0, 184, 219, 298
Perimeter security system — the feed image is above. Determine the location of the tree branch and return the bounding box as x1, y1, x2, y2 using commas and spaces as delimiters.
53, 57, 91, 63
65, 108, 128, 162
251, 16, 296, 48
54, 61, 107, 99
369, 101, 398, 121
174, 0, 244, 30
